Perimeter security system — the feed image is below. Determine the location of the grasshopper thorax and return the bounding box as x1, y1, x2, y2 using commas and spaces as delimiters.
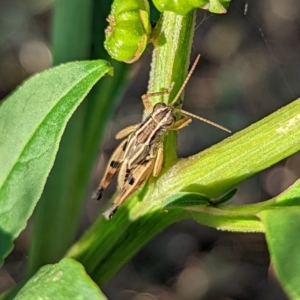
152, 103, 175, 128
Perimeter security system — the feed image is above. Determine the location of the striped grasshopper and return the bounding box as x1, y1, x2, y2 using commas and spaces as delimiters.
93, 55, 231, 219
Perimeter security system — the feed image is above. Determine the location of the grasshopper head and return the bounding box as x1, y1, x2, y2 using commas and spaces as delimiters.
152, 102, 175, 128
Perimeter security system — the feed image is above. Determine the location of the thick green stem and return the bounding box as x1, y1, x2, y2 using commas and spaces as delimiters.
67, 10, 197, 285
148, 11, 196, 164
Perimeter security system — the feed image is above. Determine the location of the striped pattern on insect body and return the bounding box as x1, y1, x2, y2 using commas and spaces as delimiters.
92, 55, 231, 219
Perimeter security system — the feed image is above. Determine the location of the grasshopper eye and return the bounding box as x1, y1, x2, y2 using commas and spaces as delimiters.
104, 0, 152, 63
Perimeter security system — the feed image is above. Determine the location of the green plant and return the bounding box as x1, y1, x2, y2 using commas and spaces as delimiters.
0, 0, 300, 299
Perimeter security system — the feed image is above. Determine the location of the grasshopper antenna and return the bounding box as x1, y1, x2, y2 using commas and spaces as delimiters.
171, 54, 201, 106
175, 109, 231, 133
171, 54, 231, 133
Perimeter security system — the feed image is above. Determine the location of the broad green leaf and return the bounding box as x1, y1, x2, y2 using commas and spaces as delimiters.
0, 60, 112, 265
260, 209, 300, 300
155, 98, 300, 200
153, 0, 231, 15
28, 0, 129, 274
14, 258, 106, 300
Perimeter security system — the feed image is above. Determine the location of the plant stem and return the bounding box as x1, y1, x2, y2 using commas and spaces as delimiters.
149, 11, 196, 165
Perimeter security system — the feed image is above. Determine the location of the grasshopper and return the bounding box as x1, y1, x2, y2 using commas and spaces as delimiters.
93, 55, 231, 219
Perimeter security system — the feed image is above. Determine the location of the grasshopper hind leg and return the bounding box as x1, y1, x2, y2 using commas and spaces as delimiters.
103, 204, 119, 220
92, 139, 128, 200
92, 187, 104, 201
103, 159, 155, 219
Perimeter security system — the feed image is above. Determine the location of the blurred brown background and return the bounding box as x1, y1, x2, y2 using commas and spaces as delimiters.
1, 0, 300, 299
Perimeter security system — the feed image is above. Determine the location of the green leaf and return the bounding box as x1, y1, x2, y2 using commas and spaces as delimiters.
28, 0, 129, 275
225, 179, 300, 213
210, 188, 238, 205
162, 192, 210, 208
104, 0, 152, 63
152, 0, 231, 15
155, 97, 300, 200
162, 188, 238, 209
14, 258, 106, 300
260, 209, 300, 300
189, 179, 300, 232
0, 60, 112, 265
